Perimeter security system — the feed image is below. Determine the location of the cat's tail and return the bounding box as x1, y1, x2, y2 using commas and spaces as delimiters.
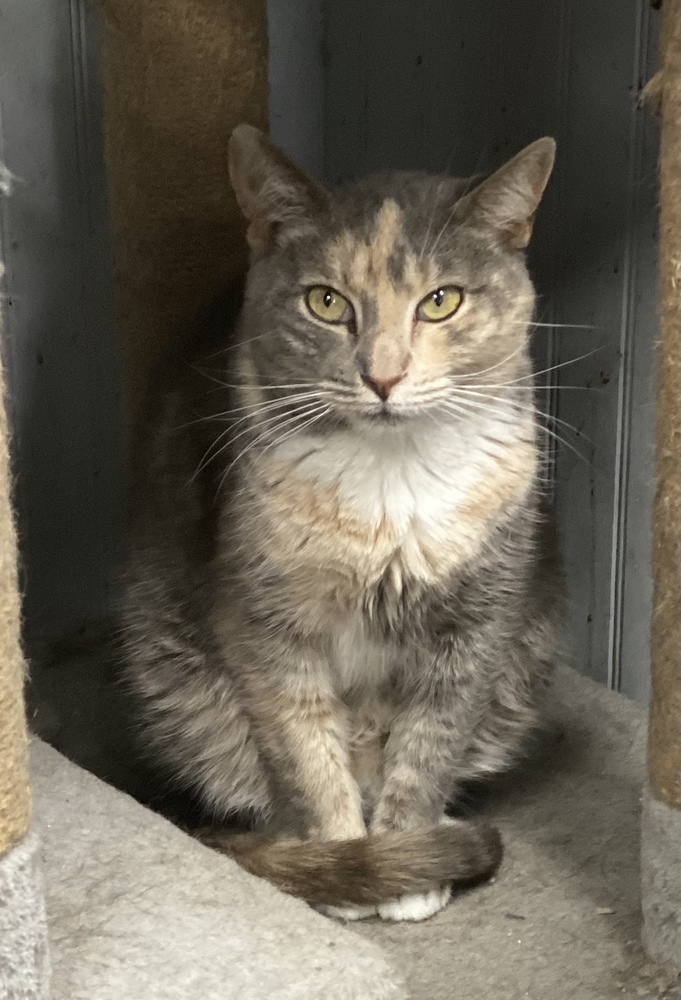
196, 820, 502, 907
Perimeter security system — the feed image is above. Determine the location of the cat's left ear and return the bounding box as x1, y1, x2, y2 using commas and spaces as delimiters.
456, 138, 556, 249
229, 124, 327, 254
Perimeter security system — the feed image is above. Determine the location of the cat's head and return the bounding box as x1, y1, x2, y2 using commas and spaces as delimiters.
228, 124, 555, 425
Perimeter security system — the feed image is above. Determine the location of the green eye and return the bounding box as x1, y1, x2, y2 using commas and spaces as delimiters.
306, 286, 352, 325
416, 286, 463, 322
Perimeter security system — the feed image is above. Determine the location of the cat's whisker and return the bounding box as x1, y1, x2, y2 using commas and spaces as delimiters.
223, 399, 328, 460
206, 378, 329, 391
501, 346, 605, 386
203, 331, 271, 358
418, 178, 447, 261
184, 399, 321, 431
215, 404, 330, 497
204, 393, 329, 445
447, 387, 581, 438
447, 387, 591, 444
536, 422, 589, 466
192, 407, 300, 480
180, 390, 329, 428
450, 340, 529, 382
525, 320, 600, 331
443, 383, 593, 391
440, 394, 589, 466
194, 400, 327, 481
199, 374, 351, 393
192, 365, 331, 392
436, 400, 516, 433
441, 397, 581, 466
424, 202, 460, 260
436, 397, 478, 423
422, 145, 490, 260
256, 406, 331, 459
449, 344, 604, 390
209, 416, 306, 494
216, 402, 329, 479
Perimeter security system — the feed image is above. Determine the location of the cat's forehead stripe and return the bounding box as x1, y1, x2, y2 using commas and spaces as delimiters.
327, 198, 415, 296
370, 198, 404, 273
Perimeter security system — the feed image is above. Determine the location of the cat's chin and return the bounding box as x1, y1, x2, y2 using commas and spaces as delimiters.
355, 402, 440, 426
356, 407, 446, 429
361, 408, 407, 426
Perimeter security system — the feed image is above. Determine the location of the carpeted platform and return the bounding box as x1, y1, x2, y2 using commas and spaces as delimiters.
27, 663, 680, 999
354, 668, 677, 1000
30, 739, 403, 1000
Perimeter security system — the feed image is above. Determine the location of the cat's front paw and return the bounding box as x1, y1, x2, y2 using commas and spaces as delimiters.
316, 902, 378, 921
376, 885, 451, 922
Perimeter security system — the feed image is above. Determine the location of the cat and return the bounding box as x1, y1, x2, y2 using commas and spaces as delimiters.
121, 124, 564, 922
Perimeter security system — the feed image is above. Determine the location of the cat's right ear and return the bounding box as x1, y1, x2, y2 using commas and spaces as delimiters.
454, 137, 556, 249
229, 124, 326, 254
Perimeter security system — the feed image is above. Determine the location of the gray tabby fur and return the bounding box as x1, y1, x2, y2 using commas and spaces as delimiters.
121, 125, 564, 921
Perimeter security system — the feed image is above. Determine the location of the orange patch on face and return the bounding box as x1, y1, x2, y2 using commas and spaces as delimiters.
325, 201, 442, 384
327, 199, 408, 292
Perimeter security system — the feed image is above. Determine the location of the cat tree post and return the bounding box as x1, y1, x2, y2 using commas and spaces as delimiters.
0, 249, 49, 996
641, 0, 681, 971
98, 0, 268, 433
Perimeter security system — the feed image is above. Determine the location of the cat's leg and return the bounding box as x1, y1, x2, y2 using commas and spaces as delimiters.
350, 735, 385, 825
459, 627, 555, 782
236, 637, 367, 844
314, 735, 381, 920
209, 630, 371, 920
370, 637, 492, 922
253, 655, 378, 920
315, 737, 386, 921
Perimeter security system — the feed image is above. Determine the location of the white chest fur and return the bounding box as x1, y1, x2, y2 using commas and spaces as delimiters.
266, 409, 535, 586
255, 409, 535, 706
306, 426, 468, 532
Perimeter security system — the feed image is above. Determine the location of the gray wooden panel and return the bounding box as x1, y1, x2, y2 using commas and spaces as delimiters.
614, 7, 659, 702
0, 0, 123, 647
324, 0, 658, 697
267, 0, 324, 178
549, 0, 658, 695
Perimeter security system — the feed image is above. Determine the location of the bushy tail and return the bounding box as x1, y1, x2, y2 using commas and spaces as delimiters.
197, 820, 502, 907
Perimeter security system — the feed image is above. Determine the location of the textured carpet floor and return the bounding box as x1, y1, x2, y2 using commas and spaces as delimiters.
28, 660, 680, 1000
353, 668, 678, 1000
30, 739, 404, 1000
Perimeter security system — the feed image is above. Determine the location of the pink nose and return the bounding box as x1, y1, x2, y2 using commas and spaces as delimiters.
360, 371, 406, 401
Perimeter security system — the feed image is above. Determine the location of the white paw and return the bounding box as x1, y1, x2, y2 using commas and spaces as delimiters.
377, 885, 451, 922
316, 902, 378, 921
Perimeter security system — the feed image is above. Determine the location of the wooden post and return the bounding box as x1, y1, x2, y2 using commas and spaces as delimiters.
641, 0, 681, 970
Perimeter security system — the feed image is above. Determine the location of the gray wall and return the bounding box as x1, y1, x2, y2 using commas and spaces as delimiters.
0, 0, 123, 650
267, 0, 324, 178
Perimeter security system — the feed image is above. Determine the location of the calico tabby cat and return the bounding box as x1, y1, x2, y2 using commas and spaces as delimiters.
121, 124, 564, 922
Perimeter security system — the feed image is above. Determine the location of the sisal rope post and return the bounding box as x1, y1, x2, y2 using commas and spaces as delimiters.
97, 0, 269, 433
641, 0, 681, 970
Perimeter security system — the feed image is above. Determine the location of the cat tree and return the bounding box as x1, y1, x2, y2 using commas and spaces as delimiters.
0, 0, 678, 995
641, 0, 681, 967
